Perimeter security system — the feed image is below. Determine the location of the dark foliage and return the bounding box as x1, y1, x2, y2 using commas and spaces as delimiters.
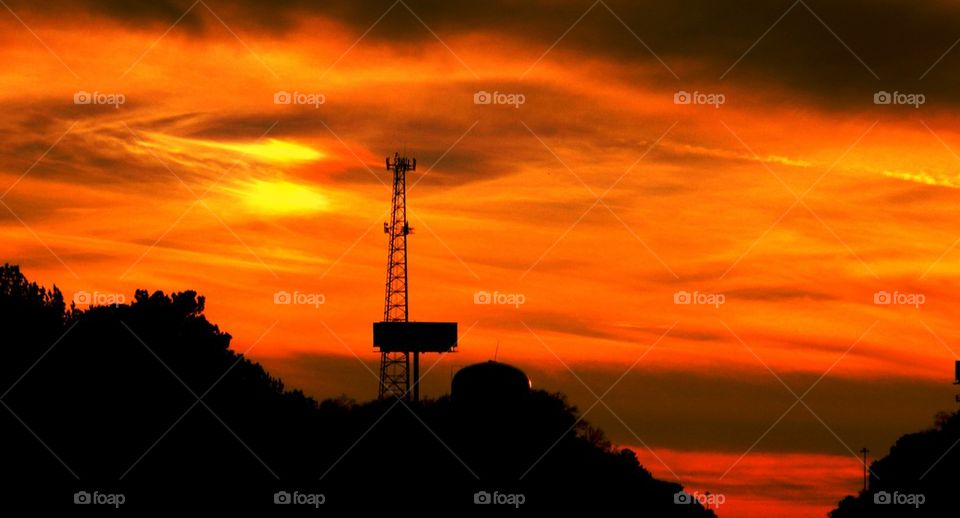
0, 264, 715, 515
830, 411, 959, 517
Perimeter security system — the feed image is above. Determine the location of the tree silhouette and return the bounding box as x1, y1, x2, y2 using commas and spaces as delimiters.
0, 264, 715, 514
830, 410, 959, 517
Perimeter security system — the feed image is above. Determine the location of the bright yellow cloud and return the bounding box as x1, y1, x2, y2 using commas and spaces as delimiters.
883, 169, 960, 189
210, 139, 325, 163
232, 179, 330, 216
143, 134, 324, 164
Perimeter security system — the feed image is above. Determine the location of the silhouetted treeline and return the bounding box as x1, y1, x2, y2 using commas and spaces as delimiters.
830, 410, 959, 517
0, 264, 715, 514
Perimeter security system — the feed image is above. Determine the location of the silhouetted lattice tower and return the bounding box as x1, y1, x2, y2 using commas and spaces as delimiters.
379, 152, 414, 398
374, 152, 458, 401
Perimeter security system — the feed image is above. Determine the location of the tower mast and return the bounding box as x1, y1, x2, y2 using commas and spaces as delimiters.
374, 151, 457, 401
379, 152, 416, 399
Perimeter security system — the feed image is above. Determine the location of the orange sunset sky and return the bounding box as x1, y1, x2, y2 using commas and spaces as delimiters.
3, 1, 960, 516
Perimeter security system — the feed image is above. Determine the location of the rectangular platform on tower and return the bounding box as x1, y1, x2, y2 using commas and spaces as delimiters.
373, 321, 458, 353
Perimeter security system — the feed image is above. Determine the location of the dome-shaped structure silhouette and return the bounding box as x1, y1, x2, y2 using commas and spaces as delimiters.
452, 361, 530, 404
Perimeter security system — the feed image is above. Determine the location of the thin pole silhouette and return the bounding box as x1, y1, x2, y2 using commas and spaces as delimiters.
859, 447, 869, 492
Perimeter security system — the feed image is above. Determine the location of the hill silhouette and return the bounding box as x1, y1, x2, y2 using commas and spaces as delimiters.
830, 410, 959, 517
0, 264, 716, 515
